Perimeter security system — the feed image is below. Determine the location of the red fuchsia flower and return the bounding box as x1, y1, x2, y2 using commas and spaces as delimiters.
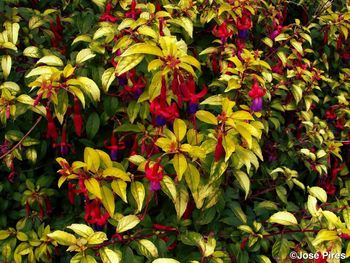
211, 53, 219, 74
212, 21, 233, 43
73, 97, 83, 137
84, 199, 110, 226
236, 9, 252, 40
339, 233, 350, 240
50, 16, 66, 53
125, 0, 141, 20
179, 76, 207, 114
104, 132, 125, 161
8, 162, 16, 182
145, 159, 164, 191
99, 2, 118, 23
248, 80, 266, 112
325, 108, 336, 120
150, 77, 179, 126
214, 134, 225, 162
123, 74, 146, 99
46, 109, 58, 141
53, 126, 71, 155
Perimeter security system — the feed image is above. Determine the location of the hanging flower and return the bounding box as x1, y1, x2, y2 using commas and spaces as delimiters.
125, 0, 141, 20
236, 10, 252, 40
53, 126, 71, 155
212, 21, 233, 43
84, 199, 110, 226
214, 134, 225, 161
99, 2, 118, 23
180, 76, 207, 114
145, 160, 164, 191
105, 132, 125, 161
248, 80, 266, 112
73, 97, 83, 137
46, 109, 58, 141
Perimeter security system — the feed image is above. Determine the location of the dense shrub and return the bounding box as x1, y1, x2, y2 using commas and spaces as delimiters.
0, 0, 350, 262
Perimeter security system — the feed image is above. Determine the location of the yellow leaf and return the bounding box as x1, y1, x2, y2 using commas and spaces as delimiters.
148, 59, 163, 72
234, 171, 250, 199
87, 232, 107, 245
68, 86, 85, 108
222, 135, 235, 162
138, 239, 159, 259
137, 25, 158, 40
290, 39, 303, 55
67, 224, 94, 238
277, 51, 287, 67
152, 259, 180, 263
101, 67, 116, 92
25, 66, 58, 78
175, 184, 189, 219
116, 54, 144, 76
4, 22, 19, 44
231, 111, 254, 120
121, 43, 163, 57
2, 55, 11, 79
36, 55, 63, 66
173, 119, 186, 141
172, 154, 187, 181
101, 185, 115, 216
76, 48, 96, 64
84, 147, 100, 172
72, 35, 92, 45
111, 180, 128, 203
225, 78, 241, 92
148, 71, 162, 100
116, 215, 140, 233
29, 16, 45, 30
63, 64, 75, 78
308, 186, 327, 203
85, 178, 102, 199
95, 150, 112, 168
23, 46, 40, 58
99, 247, 121, 263
103, 167, 131, 181
184, 163, 200, 193
178, 62, 196, 77
155, 137, 173, 152
196, 110, 218, 125
268, 211, 298, 226
180, 55, 201, 70
47, 231, 76, 246
312, 230, 338, 247
160, 176, 177, 202
131, 181, 145, 213
76, 77, 100, 102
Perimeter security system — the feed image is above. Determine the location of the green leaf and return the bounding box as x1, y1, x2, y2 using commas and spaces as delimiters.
234, 171, 250, 199
172, 154, 187, 181
290, 39, 303, 55
268, 211, 297, 226
131, 181, 145, 213
111, 180, 128, 203
100, 247, 121, 263
184, 163, 200, 193
272, 238, 293, 260
116, 215, 140, 233
138, 239, 159, 259
196, 110, 218, 125
86, 112, 100, 139
127, 101, 140, 123
47, 230, 77, 246
85, 178, 102, 199
0, 230, 10, 240
173, 118, 186, 141
101, 185, 115, 216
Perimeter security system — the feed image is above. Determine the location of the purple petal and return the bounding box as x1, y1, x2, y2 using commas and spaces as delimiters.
251, 97, 263, 112
149, 181, 161, 191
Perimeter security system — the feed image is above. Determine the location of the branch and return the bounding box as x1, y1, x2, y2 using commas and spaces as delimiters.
0, 116, 43, 160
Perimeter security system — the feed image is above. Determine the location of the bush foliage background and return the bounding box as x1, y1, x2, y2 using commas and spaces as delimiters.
0, 0, 350, 262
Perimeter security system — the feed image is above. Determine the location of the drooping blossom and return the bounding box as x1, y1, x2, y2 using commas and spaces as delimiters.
53, 126, 71, 155
248, 80, 266, 112
212, 21, 233, 43
46, 109, 58, 141
236, 10, 252, 40
105, 132, 125, 161
145, 159, 164, 191
214, 134, 225, 162
84, 199, 110, 226
99, 2, 118, 23
73, 97, 83, 137
179, 76, 207, 114
150, 77, 179, 126
125, 0, 141, 20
